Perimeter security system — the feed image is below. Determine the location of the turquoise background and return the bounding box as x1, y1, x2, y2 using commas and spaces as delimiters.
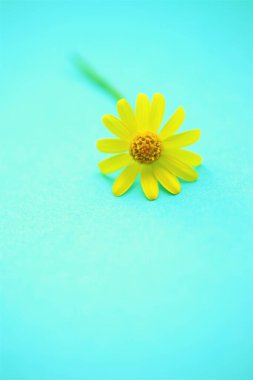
1, 1, 253, 379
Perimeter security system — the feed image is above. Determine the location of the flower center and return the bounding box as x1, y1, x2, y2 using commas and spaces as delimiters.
130, 131, 162, 164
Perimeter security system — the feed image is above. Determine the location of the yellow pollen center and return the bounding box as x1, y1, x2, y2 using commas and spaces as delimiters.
130, 132, 162, 164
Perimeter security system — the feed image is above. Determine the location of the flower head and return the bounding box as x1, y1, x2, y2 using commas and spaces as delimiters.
96, 93, 202, 200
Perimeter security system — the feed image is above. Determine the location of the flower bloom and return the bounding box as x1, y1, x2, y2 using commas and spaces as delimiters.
96, 93, 202, 200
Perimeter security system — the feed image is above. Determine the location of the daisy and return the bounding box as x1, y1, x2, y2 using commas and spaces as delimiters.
96, 93, 202, 200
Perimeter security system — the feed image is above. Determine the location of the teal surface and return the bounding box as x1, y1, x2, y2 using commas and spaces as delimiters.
1, 1, 253, 379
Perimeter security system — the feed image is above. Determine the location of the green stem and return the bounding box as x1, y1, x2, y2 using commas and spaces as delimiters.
72, 54, 123, 101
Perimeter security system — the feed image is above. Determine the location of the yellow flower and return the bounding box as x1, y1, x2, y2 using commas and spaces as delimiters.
96, 93, 202, 200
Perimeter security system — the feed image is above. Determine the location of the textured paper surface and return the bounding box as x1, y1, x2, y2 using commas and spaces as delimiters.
1, 1, 253, 379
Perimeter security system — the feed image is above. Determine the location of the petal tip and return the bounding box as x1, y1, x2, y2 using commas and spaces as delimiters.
96, 140, 102, 151
97, 162, 104, 173
193, 172, 199, 181
179, 105, 186, 115
102, 114, 113, 123
171, 183, 181, 195
146, 194, 158, 201
117, 98, 126, 106
153, 92, 165, 99
112, 187, 121, 197
194, 129, 201, 143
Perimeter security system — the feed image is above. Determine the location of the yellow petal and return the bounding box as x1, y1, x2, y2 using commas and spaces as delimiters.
163, 149, 202, 167
112, 161, 140, 197
159, 155, 198, 182
135, 93, 150, 131
159, 106, 185, 140
98, 154, 132, 174
153, 163, 180, 194
96, 138, 129, 153
117, 99, 136, 135
140, 165, 159, 200
149, 93, 166, 132
102, 114, 130, 140
163, 129, 201, 149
